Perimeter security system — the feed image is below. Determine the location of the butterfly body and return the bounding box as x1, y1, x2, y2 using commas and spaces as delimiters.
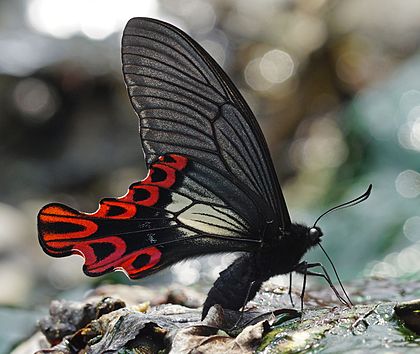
202, 223, 321, 318
38, 17, 340, 320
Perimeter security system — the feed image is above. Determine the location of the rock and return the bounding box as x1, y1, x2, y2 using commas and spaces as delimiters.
16, 278, 420, 353
38, 296, 126, 345
394, 299, 420, 335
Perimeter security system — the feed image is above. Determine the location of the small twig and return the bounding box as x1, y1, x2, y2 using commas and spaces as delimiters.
351, 304, 380, 334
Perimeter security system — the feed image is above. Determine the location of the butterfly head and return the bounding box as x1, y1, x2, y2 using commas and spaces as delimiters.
282, 223, 321, 253
308, 226, 323, 246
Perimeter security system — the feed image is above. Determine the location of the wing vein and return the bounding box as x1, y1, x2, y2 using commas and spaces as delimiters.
123, 33, 212, 86
141, 115, 213, 139
142, 126, 215, 146
141, 138, 219, 155
191, 212, 246, 231
132, 93, 215, 119
126, 73, 221, 106
123, 52, 226, 99
187, 217, 244, 234
216, 128, 263, 196
211, 205, 249, 230
231, 108, 276, 209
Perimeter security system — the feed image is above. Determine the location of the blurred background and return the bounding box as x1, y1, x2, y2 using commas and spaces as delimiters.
1, 0, 420, 350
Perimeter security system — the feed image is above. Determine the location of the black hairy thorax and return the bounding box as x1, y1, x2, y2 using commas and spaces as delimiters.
260, 223, 322, 276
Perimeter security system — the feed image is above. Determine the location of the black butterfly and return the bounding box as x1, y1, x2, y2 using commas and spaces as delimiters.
38, 17, 371, 320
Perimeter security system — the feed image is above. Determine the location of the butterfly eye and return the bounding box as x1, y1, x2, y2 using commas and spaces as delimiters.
308, 227, 322, 242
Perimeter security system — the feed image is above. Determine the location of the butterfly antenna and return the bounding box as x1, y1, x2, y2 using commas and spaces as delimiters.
318, 242, 353, 306
313, 184, 372, 227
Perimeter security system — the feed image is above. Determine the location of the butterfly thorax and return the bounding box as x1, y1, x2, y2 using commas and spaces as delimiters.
258, 222, 322, 277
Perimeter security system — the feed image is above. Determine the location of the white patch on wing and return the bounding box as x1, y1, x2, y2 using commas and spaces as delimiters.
166, 192, 192, 212
177, 203, 248, 236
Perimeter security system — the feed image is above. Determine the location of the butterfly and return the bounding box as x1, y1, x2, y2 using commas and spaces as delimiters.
38, 17, 372, 320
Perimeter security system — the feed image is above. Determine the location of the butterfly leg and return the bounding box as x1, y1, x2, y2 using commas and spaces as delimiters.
300, 262, 308, 312
288, 272, 295, 307
239, 280, 257, 317
305, 269, 348, 306
295, 262, 351, 307
291, 261, 309, 311
228, 280, 257, 331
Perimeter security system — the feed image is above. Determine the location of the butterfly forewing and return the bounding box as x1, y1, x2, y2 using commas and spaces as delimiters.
122, 17, 291, 228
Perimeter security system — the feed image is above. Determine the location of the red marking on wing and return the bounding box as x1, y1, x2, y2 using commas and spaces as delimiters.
124, 185, 160, 206
40, 204, 98, 242
38, 154, 187, 278
94, 200, 137, 219
143, 164, 176, 188
75, 236, 126, 273
120, 247, 162, 277
158, 154, 188, 171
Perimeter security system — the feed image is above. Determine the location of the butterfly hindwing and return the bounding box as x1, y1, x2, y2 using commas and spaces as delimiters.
38, 154, 260, 279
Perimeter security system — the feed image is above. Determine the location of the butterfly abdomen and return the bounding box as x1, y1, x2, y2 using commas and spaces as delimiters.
202, 253, 265, 320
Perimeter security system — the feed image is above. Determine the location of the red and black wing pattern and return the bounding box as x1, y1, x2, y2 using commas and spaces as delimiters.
38, 154, 260, 278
